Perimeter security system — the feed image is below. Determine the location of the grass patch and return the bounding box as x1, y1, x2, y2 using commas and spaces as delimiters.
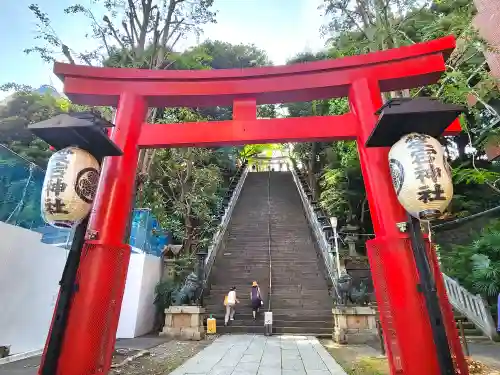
346, 357, 390, 375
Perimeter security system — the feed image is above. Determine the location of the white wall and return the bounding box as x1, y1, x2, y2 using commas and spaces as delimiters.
116, 253, 161, 338
134, 254, 161, 336
0, 222, 67, 355
0, 222, 161, 355
116, 253, 144, 338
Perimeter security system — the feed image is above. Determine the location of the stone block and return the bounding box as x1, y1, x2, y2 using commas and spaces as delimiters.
346, 315, 368, 329
161, 306, 206, 341
332, 306, 378, 345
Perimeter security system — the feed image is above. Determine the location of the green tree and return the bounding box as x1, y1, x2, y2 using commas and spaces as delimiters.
0, 92, 71, 166
439, 219, 500, 316
18, 1, 217, 192
26, 0, 216, 68
319, 0, 500, 222
141, 108, 232, 254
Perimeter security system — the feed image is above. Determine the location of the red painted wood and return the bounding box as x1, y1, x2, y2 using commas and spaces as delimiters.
54, 36, 454, 81
51, 93, 147, 375
47, 35, 467, 375
54, 38, 454, 107
351, 78, 441, 375
138, 115, 357, 147
233, 99, 257, 120
137, 116, 462, 148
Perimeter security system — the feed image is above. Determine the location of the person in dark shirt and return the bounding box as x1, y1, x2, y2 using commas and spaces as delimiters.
250, 281, 263, 320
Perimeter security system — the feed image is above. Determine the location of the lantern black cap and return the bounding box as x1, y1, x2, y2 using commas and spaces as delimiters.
365, 98, 465, 147
196, 247, 209, 256
28, 111, 123, 157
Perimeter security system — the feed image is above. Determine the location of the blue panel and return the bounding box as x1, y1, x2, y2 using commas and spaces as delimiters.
0, 145, 170, 256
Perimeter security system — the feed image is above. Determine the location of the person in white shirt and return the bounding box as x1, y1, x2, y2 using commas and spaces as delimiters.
224, 286, 239, 326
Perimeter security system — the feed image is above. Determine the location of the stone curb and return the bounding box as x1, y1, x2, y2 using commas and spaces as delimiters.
0, 349, 42, 365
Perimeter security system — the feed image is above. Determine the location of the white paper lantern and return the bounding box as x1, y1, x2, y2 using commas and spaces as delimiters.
41, 147, 100, 228
388, 133, 453, 220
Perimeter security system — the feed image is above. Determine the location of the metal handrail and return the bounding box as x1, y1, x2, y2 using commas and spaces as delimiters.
290, 165, 339, 288
203, 167, 249, 292
267, 169, 272, 312
442, 273, 498, 340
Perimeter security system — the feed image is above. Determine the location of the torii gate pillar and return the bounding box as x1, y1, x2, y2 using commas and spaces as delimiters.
44, 36, 467, 375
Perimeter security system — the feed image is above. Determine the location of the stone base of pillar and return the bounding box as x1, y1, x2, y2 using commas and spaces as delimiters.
161, 306, 205, 341
332, 306, 378, 344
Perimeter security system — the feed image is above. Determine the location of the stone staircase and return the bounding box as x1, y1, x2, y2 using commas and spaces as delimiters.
204, 172, 333, 335
268, 172, 332, 336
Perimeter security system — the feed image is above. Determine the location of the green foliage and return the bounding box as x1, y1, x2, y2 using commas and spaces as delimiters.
440, 219, 500, 315
239, 144, 283, 161
315, 0, 500, 228
141, 108, 229, 253
154, 279, 179, 312
319, 141, 372, 232
197, 40, 271, 69
0, 92, 70, 142
0, 92, 71, 166
453, 166, 500, 185
25, 1, 216, 68
0, 91, 112, 167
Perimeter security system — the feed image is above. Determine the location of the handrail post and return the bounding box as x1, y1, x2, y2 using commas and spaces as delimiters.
267, 169, 272, 312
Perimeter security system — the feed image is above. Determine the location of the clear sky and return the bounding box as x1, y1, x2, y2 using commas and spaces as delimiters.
0, 0, 326, 99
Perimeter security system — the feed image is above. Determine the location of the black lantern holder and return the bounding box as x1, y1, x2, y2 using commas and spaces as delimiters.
365, 97, 464, 148
29, 112, 122, 375
28, 111, 122, 157
365, 97, 465, 375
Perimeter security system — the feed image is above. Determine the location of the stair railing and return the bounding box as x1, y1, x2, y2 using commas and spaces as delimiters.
289, 162, 498, 340
442, 273, 498, 340
267, 169, 272, 312
204, 166, 249, 290
290, 164, 339, 289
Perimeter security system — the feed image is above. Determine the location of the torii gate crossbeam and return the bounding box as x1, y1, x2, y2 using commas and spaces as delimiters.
41, 36, 468, 375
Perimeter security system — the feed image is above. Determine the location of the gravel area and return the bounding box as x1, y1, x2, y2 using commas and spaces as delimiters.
110, 335, 219, 375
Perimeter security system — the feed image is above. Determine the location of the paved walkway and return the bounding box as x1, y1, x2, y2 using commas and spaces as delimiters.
171, 335, 347, 375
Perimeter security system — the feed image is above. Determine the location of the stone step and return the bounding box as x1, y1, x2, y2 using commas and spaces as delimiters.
203, 311, 333, 320
204, 316, 331, 329
213, 325, 332, 336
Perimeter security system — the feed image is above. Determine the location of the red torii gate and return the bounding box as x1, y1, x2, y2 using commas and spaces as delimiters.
43, 35, 467, 375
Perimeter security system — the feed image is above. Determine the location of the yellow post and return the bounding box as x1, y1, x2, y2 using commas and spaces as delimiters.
207, 314, 217, 334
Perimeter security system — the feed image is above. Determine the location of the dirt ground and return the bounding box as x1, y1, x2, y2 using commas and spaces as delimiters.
321, 339, 500, 375
110, 336, 218, 375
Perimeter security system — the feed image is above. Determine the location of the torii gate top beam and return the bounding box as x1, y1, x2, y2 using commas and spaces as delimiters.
54, 36, 455, 108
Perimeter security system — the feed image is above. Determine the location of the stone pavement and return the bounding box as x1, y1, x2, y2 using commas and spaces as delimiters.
170, 335, 347, 375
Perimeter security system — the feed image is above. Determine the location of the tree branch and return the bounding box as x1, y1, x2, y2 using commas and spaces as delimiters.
103, 15, 126, 49
127, 0, 141, 31
137, 0, 155, 53
61, 44, 76, 64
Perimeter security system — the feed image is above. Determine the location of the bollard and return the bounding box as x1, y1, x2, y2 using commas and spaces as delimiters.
264, 311, 273, 336
207, 314, 217, 335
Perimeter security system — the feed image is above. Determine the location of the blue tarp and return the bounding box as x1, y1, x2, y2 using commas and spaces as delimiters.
0, 145, 169, 256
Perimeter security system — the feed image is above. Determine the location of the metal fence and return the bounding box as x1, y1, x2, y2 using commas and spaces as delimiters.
0, 145, 168, 255
0, 145, 46, 230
